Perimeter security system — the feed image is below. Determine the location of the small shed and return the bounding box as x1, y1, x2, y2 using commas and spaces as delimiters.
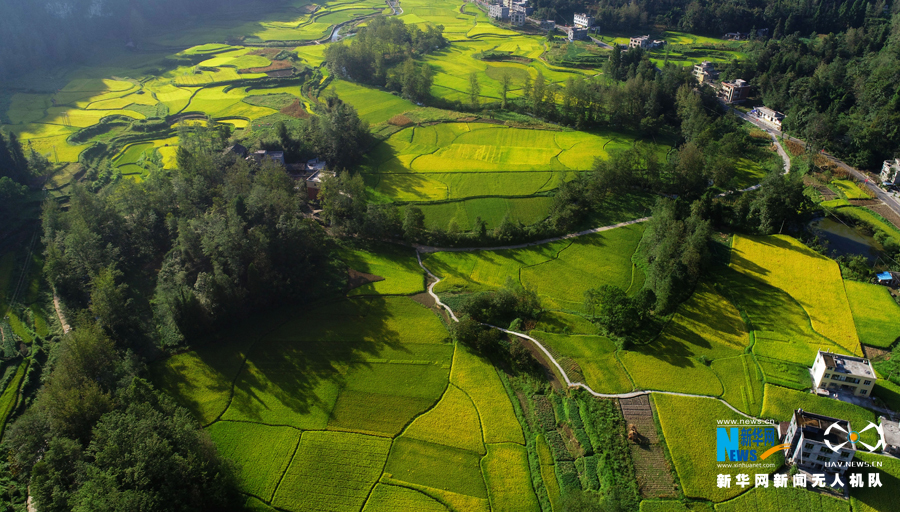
876, 271, 896, 286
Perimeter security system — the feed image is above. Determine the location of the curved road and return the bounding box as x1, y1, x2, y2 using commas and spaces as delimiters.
731, 106, 900, 215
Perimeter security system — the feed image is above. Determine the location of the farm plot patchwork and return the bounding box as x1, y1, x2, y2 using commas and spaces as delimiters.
362, 484, 448, 512
207, 421, 301, 501
426, 223, 644, 300
715, 485, 849, 512
531, 332, 633, 394
731, 235, 861, 356
273, 431, 391, 511
222, 298, 451, 435
450, 345, 524, 445
426, 239, 567, 294
521, 222, 646, 310
415, 196, 555, 231
367, 124, 638, 174
714, 266, 843, 365
329, 80, 417, 125
154, 295, 538, 510
480, 443, 541, 512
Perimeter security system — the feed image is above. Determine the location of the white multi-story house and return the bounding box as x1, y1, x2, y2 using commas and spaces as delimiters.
693, 61, 719, 83
489, 4, 509, 20
510, 10, 525, 25
630, 35, 650, 48
574, 13, 594, 28
881, 158, 900, 185
784, 409, 855, 474
755, 106, 784, 129
812, 350, 876, 397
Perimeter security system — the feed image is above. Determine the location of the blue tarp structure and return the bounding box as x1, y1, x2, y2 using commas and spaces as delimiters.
877, 272, 893, 282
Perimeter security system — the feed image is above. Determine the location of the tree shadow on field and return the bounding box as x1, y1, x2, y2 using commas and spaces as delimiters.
202, 297, 411, 423
728, 247, 770, 277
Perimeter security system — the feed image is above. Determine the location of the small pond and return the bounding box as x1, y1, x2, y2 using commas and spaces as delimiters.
809, 217, 884, 262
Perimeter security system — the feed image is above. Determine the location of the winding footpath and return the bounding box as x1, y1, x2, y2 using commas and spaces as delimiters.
410, 131, 797, 422
415, 237, 766, 422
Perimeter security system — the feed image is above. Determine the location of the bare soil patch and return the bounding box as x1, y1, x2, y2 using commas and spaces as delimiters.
240, 60, 292, 74
248, 48, 281, 58
280, 99, 310, 118
863, 344, 890, 360
388, 114, 413, 127
409, 291, 435, 308
870, 204, 900, 230
346, 268, 383, 292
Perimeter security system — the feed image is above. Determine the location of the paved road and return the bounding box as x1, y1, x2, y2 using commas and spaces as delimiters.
730, 106, 900, 216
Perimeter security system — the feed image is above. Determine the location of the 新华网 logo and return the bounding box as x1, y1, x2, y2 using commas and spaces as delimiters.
717, 426, 787, 462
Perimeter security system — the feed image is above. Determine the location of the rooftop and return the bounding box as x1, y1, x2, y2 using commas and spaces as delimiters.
757, 106, 784, 118
881, 417, 900, 447
818, 350, 875, 378
794, 409, 851, 445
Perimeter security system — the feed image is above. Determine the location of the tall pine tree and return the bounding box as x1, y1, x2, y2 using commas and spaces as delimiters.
0, 132, 18, 182
6, 132, 29, 182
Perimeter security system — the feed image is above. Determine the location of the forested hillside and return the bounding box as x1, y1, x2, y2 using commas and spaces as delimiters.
0, 0, 290, 77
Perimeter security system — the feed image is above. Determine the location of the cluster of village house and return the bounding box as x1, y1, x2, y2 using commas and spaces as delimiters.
223, 144, 330, 200
481, 2, 792, 132
482, 0, 594, 41
779, 350, 900, 479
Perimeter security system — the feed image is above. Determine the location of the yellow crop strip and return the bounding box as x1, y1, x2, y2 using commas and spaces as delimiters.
730, 235, 862, 355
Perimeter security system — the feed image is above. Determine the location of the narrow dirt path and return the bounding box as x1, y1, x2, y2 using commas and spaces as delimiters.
414, 217, 651, 253
53, 294, 71, 334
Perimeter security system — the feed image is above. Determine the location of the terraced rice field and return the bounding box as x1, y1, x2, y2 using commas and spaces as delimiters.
715, 485, 849, 512
760, 383, 879, 446
153, 295, 541, 511
730, 235, 862, 355
844, 280, 900, 348
426, 223, 645, 307
531, 332, 633, 394
654, 394, 781, 502
367, 124, 635, 174
341, 244, 424, 296
832, 179, 870, 199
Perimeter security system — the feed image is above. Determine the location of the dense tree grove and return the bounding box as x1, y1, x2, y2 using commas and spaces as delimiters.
641, 198, 712, 313
41, 128, 336, 349
324, 17, 445, 100
532, 0, 893, 36
0, 0, 293, 78
720, 16, 900, 168
3, 318, 239, 512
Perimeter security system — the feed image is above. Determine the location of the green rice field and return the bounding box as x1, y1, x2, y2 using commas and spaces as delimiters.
844, 280, 900, 348
153, 295, 542, 511
654, 394, 781, 502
